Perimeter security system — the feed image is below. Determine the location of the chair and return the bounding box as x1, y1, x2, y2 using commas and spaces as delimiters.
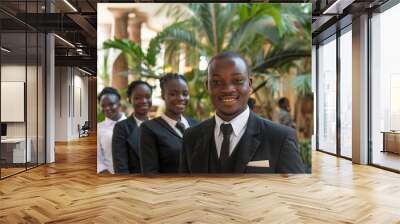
78, 121, 90, 138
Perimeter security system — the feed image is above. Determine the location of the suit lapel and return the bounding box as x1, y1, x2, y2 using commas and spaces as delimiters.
126, 116, 140, 156
234, 112, 261, 173
190, 118, 214, 173
186, 117, 197, 127
155, 117, 182, 139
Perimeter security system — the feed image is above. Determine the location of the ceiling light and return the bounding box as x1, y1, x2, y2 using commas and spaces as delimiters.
63, 0, 78, 12
78, 67, 92, 76
322, 0, 340, 14
322, 0, 354, 15
1, 47, 11, 53
54, 34, 75, 48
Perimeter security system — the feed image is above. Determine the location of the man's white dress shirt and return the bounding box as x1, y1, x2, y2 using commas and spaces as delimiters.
214, 106, 250, 158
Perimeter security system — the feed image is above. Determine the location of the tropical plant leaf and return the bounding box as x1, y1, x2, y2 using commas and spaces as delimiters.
292, 74, 312, 98
252, 49, 310, 72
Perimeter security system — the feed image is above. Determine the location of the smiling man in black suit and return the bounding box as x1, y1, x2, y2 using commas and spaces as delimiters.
179, 51, 305, 174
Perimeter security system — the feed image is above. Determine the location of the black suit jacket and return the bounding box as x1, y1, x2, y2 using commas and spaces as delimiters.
180, 111, 305, 174
140, 116, 198, 174
112, 115, 141, 173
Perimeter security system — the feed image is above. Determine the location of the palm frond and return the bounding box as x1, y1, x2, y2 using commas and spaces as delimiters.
103, 39, 145, 64
227, 15, 267, 52
252, 49, 310, 72
292, 74, 312, 98
146, 34, 163, 67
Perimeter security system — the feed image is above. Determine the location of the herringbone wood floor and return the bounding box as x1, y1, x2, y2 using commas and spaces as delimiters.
1, 135, 400, 224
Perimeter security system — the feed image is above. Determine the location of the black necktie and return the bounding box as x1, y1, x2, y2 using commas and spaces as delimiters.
176, 121, 186, 135
220, 123, 233, 162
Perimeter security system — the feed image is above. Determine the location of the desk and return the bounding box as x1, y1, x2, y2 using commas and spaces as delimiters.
1, 138, 31, 163
382, 131, 400, 154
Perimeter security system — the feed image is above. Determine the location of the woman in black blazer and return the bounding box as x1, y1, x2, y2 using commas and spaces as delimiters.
140, 73, 197, 174
112, 80, 152, 173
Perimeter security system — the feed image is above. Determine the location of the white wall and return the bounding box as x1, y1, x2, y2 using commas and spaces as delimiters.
54, 67, 89, 141
1, 65, 36, 137
1, 65, 26, 136
54, 66, 69, 141
1, 63, 46, 164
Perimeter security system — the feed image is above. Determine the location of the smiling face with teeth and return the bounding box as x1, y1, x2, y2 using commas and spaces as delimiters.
129, 84, 152, 121
162, 78, 189, 121
207, 56, 252, 122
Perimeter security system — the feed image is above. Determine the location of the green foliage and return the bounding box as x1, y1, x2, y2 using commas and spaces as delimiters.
102, 3, 312, 119
97, 104, 105, 123
99, 50, 110, 86
292, 74, 312, 99
103, 35, 165, 79
299, 138, 312, 173
184, 69, 213, 120
159, 3, 296, 64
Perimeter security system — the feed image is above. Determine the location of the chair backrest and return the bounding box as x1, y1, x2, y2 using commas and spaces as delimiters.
82, 121, 90, 130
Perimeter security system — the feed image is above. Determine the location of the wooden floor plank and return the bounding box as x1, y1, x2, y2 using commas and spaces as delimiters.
0, 135, 400, 223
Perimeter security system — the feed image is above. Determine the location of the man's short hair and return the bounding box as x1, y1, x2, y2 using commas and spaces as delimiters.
98, 87, 120, 102
278, 97, 289, 108
207, 51, 250, 76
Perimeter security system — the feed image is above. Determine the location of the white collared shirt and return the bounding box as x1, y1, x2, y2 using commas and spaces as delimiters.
97, 113, 126, 174
161, 113, 190, 138
214, 106, 250, 158
134, 116, 145, 127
